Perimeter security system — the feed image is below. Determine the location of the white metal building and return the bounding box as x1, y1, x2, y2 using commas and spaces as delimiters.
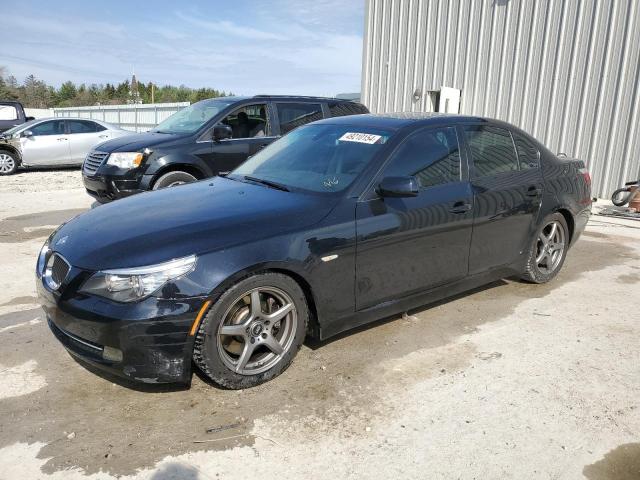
361, 0, 640, 198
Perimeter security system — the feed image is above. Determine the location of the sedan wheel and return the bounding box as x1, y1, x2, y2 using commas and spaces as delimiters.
0, 152, 17, 175
217, 287, 298, 375
193, 273, 308, 389
521, 213, 569, 283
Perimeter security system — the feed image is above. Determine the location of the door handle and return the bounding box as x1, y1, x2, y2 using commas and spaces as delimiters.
526, 186, 542, 197
57, 138, 68, 141
450, 201, 472, 214
99, 135, 109, 138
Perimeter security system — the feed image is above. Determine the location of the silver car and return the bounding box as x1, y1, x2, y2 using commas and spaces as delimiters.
0, 118, 132, 175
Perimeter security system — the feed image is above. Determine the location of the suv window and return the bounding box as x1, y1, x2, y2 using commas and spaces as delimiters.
31, 120, 66, 136
513, 132, 540, 170
327, 101, 368, 117
221, 103, 268, 139
384, 127, 461, 188
463, 125, 519, 177
0, 105, 18, 121
67, 120, 105, 134
276, 103, 323, 134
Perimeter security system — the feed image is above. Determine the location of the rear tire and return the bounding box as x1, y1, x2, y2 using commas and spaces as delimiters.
521, 213, 569, 284
193, 273, 308, 389
0, 151, 18, 175
152, 170, 197, 189
611, 188, 631, 206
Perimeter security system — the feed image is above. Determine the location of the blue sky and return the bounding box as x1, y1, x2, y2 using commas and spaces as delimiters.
0, 0, 364, 96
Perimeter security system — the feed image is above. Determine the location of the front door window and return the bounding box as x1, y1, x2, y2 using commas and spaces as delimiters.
221, 104, 269, 139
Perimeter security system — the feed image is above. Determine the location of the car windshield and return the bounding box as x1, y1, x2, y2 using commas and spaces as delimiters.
1, 118, 40, 136
152, 99, 234, 134
230, 124, 391, 193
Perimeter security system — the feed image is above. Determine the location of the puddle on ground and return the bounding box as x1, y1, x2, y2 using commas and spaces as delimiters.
0, 237, 635, 476
583, 443, 640, 480
0, 208, 87, 243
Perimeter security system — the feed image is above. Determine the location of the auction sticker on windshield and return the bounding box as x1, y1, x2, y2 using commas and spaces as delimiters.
339, 132, 382, 144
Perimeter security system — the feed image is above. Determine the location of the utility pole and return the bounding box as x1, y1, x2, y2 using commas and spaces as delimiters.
151, 83, 155, 104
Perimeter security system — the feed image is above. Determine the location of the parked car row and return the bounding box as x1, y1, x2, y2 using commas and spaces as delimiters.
37, 106, 592, 389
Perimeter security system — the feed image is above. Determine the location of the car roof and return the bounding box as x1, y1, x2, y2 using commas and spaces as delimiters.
202, 95, 360, 103
312, 112, 508, 130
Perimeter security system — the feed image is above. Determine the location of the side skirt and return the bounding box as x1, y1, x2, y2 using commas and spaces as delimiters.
319, 264, 521, 341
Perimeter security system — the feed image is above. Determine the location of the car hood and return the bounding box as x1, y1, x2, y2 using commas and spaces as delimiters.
50, 177, 336, 270
95, 131, 188, 153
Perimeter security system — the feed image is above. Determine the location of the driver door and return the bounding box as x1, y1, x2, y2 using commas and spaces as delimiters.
20, 120, 71, 166
355, 126, 474, 310
201, 103, 276, 174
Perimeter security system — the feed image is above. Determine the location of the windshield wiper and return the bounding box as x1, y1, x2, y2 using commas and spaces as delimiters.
243, 175, 290, 192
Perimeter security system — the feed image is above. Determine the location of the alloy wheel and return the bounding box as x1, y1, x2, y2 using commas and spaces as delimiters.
0, 153, 15, 174
216, 286, 297, 375
535, 220, 565, 275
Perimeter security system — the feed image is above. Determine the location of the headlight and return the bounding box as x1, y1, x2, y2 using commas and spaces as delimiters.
106, 152, 144, 169
79, 255, 197, 302
36, 241, 50, 276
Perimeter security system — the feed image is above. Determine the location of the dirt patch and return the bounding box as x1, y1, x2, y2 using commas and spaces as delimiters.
0, 296, 38, 307
616, 273, 640, 284
0, 208, 87, 243
0, 236, 634, 476
583, 443, 640, 480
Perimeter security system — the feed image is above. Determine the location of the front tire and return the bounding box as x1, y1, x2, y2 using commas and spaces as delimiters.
0, 151, 18, 175
152, 170, 197, 190
193, 273, 308, 389
521, 213, 569, 284
611, 188, 631, 206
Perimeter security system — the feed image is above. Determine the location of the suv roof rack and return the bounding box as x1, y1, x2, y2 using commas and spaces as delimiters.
252, 94, 347, 101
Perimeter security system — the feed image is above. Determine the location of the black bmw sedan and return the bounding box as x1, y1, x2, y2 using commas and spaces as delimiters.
37, 113, 591, 389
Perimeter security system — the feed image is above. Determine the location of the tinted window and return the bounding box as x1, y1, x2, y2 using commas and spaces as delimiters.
384, 127, 461, 188
276, 103, 323, 134
31, 120, 66, 136
464, 125, 519, 177
513, 132, 540, 170
0, 105, 18, 121
232, 124, 390, 193
328, 101, 368, 117
67, 120, 105, 134
220, 103, 268, 138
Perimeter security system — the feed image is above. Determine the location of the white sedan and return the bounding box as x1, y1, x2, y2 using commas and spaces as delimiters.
0, 118, 132, 175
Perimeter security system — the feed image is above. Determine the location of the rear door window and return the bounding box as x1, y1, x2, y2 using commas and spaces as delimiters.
463, 125, 519, 177
384, 127, 461, 188
276, 103, 323, 134
67, 120, 105, 134
327, 101, 368, 117
512, 132, 540, 170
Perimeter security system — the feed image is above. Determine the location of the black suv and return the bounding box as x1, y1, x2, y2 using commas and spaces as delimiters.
82, 95, 368, 203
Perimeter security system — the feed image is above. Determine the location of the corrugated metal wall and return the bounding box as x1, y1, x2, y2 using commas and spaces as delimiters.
53, 102, 190, 132
361, 0, 640, 198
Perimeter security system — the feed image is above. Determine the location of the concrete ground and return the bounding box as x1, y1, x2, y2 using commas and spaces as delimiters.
0, 169, 639, 480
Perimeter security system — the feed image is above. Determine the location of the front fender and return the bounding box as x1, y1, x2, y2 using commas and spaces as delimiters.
140, 154, 213, 189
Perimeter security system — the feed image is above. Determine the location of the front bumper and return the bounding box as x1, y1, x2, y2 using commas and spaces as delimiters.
37, 272, 206, 384
83, 173, 146, 204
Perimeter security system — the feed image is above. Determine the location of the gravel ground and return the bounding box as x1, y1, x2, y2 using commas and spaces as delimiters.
0, 170, 638, 480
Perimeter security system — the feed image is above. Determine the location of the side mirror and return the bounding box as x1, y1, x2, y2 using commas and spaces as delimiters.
377, 176, 419, 198
22, 130, 33, 138
212, 124, 232, 142
25, 116, 35, 122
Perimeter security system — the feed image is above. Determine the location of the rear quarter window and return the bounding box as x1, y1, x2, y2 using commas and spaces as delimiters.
327, 101, 368, 117
513, 132, 540, 170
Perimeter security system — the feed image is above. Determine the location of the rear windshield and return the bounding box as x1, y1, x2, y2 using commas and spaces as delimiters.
230, 124, 391, 193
